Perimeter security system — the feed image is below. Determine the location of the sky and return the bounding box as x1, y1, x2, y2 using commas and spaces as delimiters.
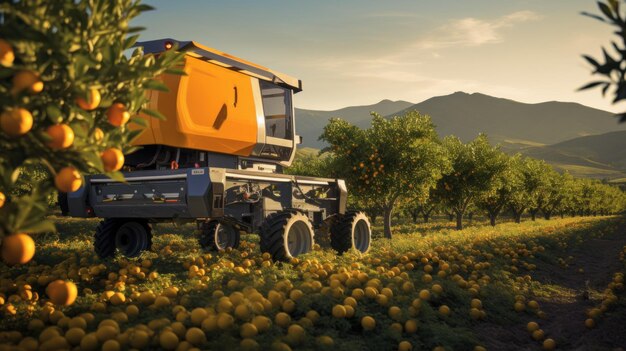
134, 0, 622, 112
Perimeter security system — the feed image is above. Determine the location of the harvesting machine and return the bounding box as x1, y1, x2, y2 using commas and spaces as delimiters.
65, 39, 371, 261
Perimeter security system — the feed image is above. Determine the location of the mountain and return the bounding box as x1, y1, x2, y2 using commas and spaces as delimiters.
394, 92, 626, 144
296, 99, 414, 148
294, 91, 626, 149
517, 131, 626, 179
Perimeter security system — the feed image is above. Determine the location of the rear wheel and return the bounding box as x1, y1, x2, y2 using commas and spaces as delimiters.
115, 221, 152, 257
260, 211, 314, 261
94, 219, 152, 259
331, 211, 371, 254
198, 221, 240, 251
94, 219, 122, 259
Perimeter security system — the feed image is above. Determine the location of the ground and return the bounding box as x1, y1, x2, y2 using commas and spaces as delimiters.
0, 215, 625, 351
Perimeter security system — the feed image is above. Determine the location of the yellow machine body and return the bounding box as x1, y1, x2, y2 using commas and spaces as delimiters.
132, 39, 303, 167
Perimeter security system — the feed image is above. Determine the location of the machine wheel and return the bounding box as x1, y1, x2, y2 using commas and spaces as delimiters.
330, 211, 371, 254
94, 219, 123, 259
114, 221, 152, 257
57, 192, 69, 216
260, 210, 315, 261
198, 221, 241, 251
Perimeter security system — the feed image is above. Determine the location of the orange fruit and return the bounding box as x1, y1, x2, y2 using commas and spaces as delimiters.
361, 316, 376, 331
332, 304, 347, 318
101, 148, 124, 172
106, 103, 130, 127
542, 338, 556, 350
11, 70, 43, 95
527, 321, 539, 332
0, 39, 14, 67
159, 331, 179, 350
1, 108, 33, 137
54, 167, 82, 193
1, 233, 35, 265
46, 124, 74, 149
0, 191, 5, 208
184, 327, 206, 346
439, 305, 450, 316
46, 280, 78, 306
76, 88, 101, 110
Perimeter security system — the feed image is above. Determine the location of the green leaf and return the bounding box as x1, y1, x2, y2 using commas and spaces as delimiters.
105, 171, 127, 184
143, 80, 169, 92
18, 218, 56, 234
130, 116, 148, 127
582, 55, 600, 68
124, 34, 140, 50
135, 4, 155, 12
598, 2, 615, 20
164, 68, 187, 76
46, 105, 63, 123
577, 81, 607, 91
142, 108, 166, 120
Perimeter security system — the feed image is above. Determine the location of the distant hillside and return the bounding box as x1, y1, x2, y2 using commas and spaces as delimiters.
394, 92, 626, 144
295, 91, 626, 149
296, 100, 413, 148
517, 131, 626, 179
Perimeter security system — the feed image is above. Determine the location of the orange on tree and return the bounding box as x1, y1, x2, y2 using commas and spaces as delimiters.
46, 280, 78, 306
45, 124, 75, 150
54, 167, 82, 193
0, 191, 5, 208
0, 39, 15, 67
1, 107, 33, 137
76, 88, 101, 111
1, 233, 35, 265
11, 70, 43, 95
101, 148, 124, 172
106, 102, 130, 127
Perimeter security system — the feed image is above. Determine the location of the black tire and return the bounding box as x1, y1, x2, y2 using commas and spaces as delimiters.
94, 219, 123, 259
115, 221, 152, 258
198, 221, 240, 251
57, 192, 69, 216
331, 211, 371, 254
260, 211, 314, 261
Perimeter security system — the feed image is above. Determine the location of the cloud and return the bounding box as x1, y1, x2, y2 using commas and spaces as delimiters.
415, 10, 541, 49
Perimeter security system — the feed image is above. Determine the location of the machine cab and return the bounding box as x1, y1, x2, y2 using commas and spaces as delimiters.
131, 39, 303, 171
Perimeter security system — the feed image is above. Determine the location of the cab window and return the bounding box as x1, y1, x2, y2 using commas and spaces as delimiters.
260, 81, 292, 140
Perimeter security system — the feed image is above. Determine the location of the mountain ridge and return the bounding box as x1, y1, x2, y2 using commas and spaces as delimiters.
294, 91, 626, 179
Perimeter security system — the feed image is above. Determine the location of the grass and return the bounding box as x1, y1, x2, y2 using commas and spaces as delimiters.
0, 215, 624, 350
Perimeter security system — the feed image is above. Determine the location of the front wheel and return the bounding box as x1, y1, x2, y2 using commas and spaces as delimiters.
94, 219, 152, 258
331, 211, 371, 254
260, 211, 315, 261
198, 221, 240, 251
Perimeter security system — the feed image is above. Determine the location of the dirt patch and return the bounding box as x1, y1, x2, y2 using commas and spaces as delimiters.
477, 221, 626, 350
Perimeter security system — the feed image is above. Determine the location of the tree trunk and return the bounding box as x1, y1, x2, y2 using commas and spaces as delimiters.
530, 210, 537, 221
448, 213, 454, 221
468, 212, 473, 223
423, 214, 430, 223
383, 206, 393, 239
543, 211, 552, 220
514, 212, 522, 223
455, 211, 463, 230
560, 212, 564, 219
489, 213, 496, 226
410, 210, 418, 224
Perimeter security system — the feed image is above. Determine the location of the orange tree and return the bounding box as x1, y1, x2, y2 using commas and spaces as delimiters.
320, 110, 449, 239
434, 135, 508, 230
0, 0, 182, 264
